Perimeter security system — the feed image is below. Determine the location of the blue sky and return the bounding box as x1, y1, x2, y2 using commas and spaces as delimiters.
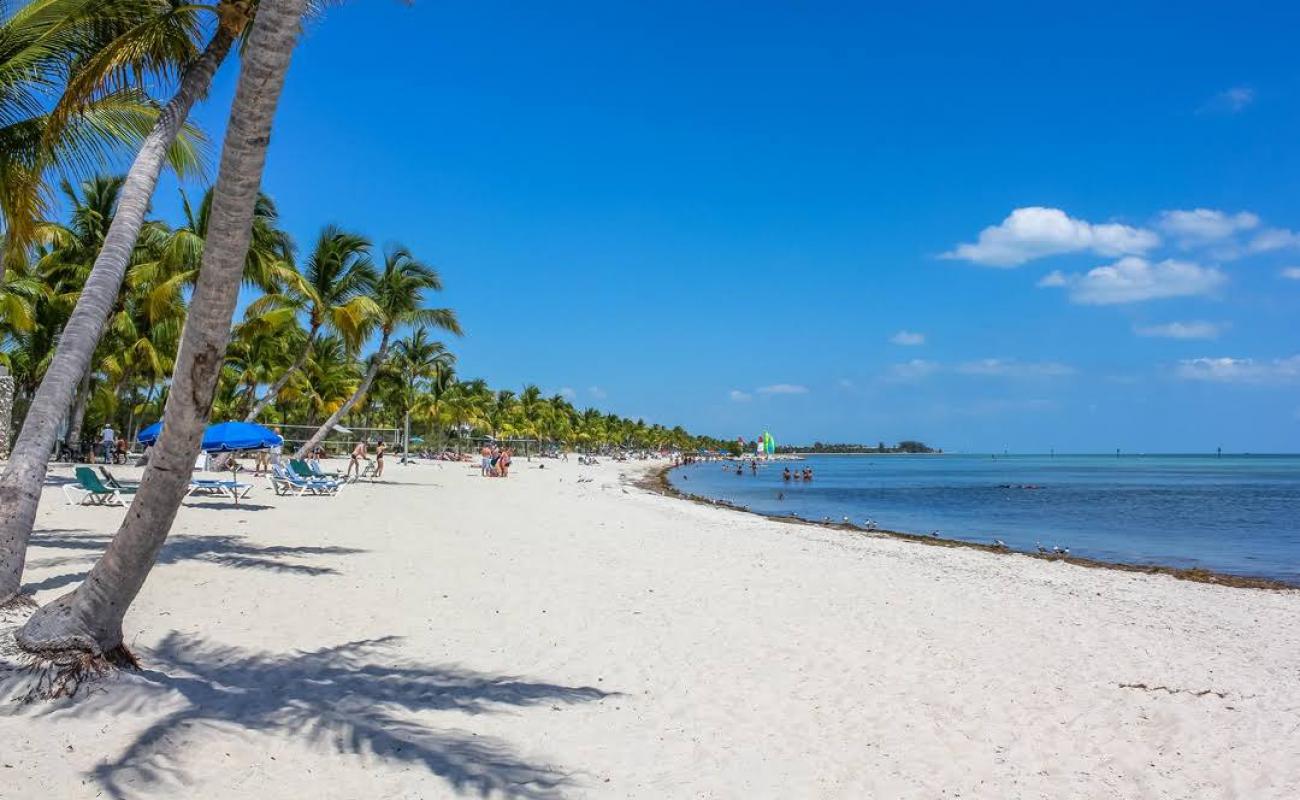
146, 0, 1300, 452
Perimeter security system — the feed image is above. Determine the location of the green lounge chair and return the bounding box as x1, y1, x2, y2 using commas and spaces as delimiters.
64, 466, 135, 506
99, 467, 139, 490
289, 459, 320, 480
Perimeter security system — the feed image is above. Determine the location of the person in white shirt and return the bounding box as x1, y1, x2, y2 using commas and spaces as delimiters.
100, 424, 116, 464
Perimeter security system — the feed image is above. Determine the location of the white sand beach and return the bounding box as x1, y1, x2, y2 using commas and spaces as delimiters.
3, 457, 1299, 799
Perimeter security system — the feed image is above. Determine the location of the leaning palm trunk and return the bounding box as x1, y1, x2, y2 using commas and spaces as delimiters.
293, 336, 390, 459
63, 364, 93, 459
15, 0, 307, 666
242, 327, 318, 423
0, 20, 242, 608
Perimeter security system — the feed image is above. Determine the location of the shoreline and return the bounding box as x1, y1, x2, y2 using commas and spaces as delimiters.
640, 463, 1299, 592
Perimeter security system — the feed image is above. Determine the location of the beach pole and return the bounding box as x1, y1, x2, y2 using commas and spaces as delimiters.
403, 409, 411, 464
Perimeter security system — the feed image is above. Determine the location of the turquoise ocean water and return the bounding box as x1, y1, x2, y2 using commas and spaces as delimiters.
668, 454, 1300, 583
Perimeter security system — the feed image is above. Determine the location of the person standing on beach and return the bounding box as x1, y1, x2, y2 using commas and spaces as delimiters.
374, 440, 386, 478
348, 438, 369, 480
480, 443, 493, 476
270, 426, 283, 469
100, 423, 116, 464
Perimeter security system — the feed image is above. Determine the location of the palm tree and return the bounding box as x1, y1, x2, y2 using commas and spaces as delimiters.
15, 0, 310, 669
0, 0, 209, 275
238, 225, 377, 423
385, 326, 455, 454
141, 186, 296, 294
294, 245, 461, 459
32, 175, 175, 453
0, 0, 248, 608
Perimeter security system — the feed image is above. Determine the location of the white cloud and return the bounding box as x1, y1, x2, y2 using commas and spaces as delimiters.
1038, 256, 1226, 305
1157, 209, 1259, 245
1248, 228, 1300, 253
1282, 267, 1300, 280
955, 358, 1075, 378
1133, 321, 1226, 340
942, 207, 1159, 267
1200, 87, 1255, 114
728, 389, 752, 402
889, 330, 926, 346
756, 383, 808, 395
1176, 356, 1300, 384
883, 359, 941, 383
587, 385, 607, 399
557, 387, 576, 399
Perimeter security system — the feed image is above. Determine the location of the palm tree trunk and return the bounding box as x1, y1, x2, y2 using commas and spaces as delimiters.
242, 327, 317, 422
293, 336, 390, 459
14, 0, 306, 660
0, 21, 242, 608
63, 364, 93, 460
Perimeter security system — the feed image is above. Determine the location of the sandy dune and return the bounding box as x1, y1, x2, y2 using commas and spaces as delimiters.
2, 457, 1298, 799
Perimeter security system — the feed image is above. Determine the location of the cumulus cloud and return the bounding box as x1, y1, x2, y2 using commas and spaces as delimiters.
1157, 209, 1259, 245
942, 207, 1159, 267
728, 389, 752, 402
955, 358, 1075, 378
1176, 356, 1300, 384
756, 383, 808, 395
1200, 87, 1255, 114
1248, 228, 1300, 253
884, 359, 941, 383
1133, 321, 1226, 340
889, 330, 926, 346
1037, 256, 1226, 305
1282, 267, 1300, 280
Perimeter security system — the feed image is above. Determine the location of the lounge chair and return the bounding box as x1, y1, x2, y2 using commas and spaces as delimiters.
289, 459, 326, 481
270, 464, 342, 496
99, 466, 139, 490
306, 458, 343, 479
64, 466, 135, 506
187, 477, 253, 501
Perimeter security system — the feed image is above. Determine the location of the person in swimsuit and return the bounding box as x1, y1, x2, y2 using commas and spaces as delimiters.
374, 440, 386, 478
348, 439, 368, 479
782, 467, 792, 481
480, 444, 493, 477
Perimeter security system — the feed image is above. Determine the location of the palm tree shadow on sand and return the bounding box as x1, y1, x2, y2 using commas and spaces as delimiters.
25, 633, 614, 799
22, 531, 366, 594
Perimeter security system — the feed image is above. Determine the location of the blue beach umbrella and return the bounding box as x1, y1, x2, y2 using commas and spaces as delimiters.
137, 421, 283, 452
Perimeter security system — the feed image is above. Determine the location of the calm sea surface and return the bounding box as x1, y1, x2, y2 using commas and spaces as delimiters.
667, 454, 1300, 583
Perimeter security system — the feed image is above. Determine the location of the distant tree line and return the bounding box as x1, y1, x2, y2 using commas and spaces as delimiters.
776, 441, 939, 454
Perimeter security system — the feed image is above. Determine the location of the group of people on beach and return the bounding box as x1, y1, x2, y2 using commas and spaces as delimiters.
479, 444, 513, 478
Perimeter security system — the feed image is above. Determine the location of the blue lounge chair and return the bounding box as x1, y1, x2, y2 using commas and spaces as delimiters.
270, 464, 342, 496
